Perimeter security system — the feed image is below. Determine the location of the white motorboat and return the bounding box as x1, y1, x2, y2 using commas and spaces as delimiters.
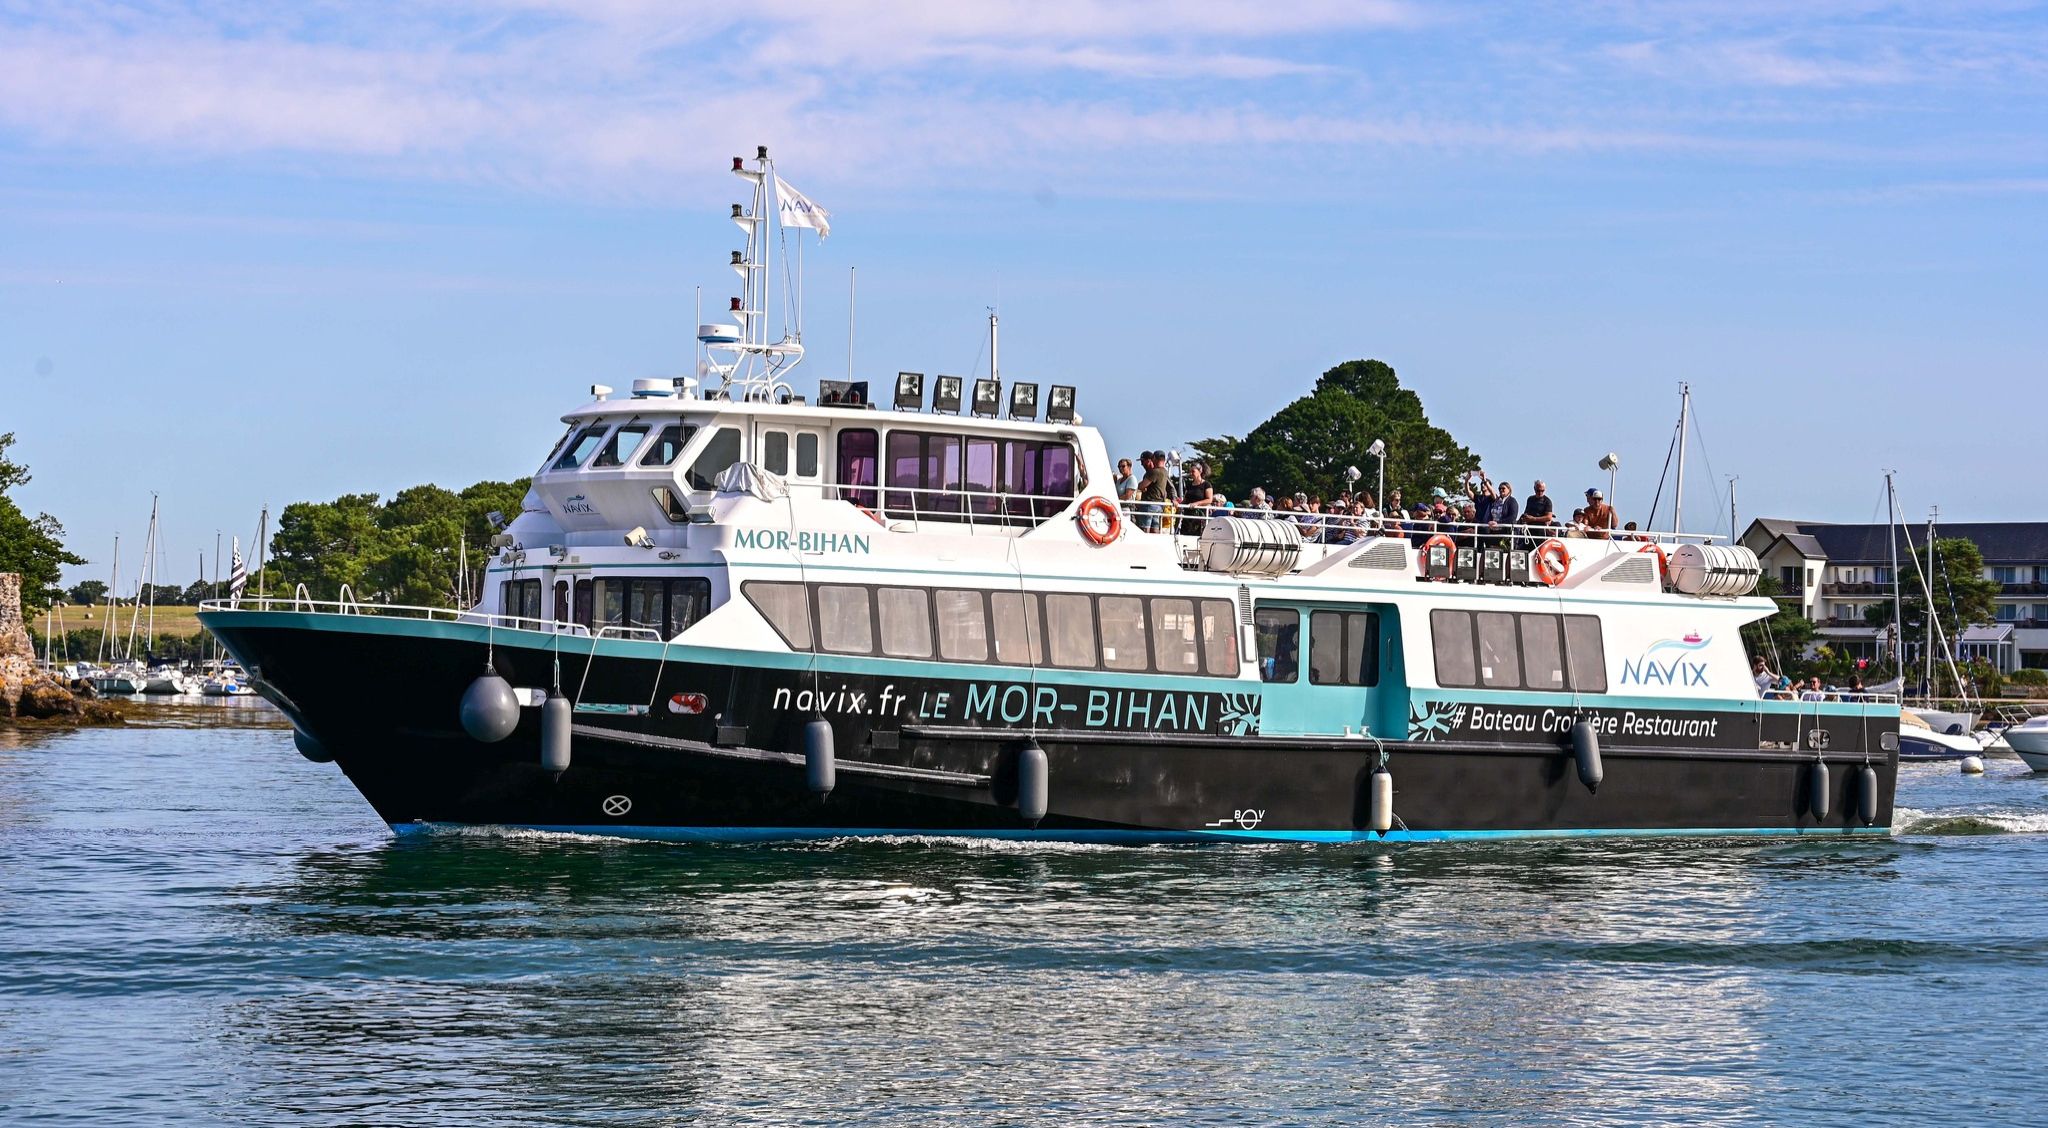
1898, 710, 1982, 761
2003, 715, 2048, 771
1910, 708, 1977, 736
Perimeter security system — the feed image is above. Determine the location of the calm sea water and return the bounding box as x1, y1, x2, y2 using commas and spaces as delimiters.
4, 705, 2047, 1126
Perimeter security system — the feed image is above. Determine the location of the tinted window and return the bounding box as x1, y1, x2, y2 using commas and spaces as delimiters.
991, 592, 1043, 666
1046, 593, 1097, 669
878, 587, 934, 658
553, 425, 606, 470
1099, 596, 1150, 671
1151, 598, 1200, 675
936, 589, 988, 662
796, 432, 820, 477
1520, 614, 1566, 690
1477, 611, 1521, 688
1431, 609, 1478, 688
1563, 615, 1607, 692
626, 578, 665, 634
816, 585, 874, 654
640, 423, 696, 468
593, 425, 649, 467
650, 485, 689, 523
762, 431, 790, 476
1255, 607, 1299, 683
667, 578, 711, 638
744, 581, 812, 650
1311, 610, 1378, 686
1200, 599, 1240, 675
837, 428, 879, 508
686, 427, 743, 490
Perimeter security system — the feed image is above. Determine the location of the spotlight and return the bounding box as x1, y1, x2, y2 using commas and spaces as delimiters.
1008, 382, 1039, 421
894, 372, 925, 411
1046, 385, 1077, 424
971, 378, 1001, 419
933, 376, 964, 414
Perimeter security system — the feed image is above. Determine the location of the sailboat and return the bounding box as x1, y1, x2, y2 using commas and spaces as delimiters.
1871, 476, 1976, 737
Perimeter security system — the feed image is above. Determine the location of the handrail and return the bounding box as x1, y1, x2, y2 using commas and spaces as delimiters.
769, 478, 1087, 537
200, 596, 595, 637
1124, 504, 1728, 547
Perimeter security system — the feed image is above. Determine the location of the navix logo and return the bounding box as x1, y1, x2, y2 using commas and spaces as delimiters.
1621, 634, 1712, 687
561, 493, 597, 516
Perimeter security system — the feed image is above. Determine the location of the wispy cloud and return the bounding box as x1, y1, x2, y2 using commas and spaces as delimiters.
0, 0, 2040, 201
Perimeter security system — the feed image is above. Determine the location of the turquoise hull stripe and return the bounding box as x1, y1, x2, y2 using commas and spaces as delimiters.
389, 821, 1893, 844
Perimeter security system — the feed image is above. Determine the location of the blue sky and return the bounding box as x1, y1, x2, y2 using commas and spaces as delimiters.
4, 1, 2045, 590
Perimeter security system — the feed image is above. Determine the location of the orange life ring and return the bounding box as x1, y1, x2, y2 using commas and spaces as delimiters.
1076, 496, 1122, 545
1534, 538, 1571, 586
1636, 540, 1668, 580
1419, 533, 1458, 577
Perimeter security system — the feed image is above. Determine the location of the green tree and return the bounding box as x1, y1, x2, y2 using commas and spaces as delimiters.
67, 579, 107, 606
1863, 537, 2001, 688
0, 432, 85, 608
264, 478, 530, 607
1743, 574, 1818, 676
1222, 359, 1477, 503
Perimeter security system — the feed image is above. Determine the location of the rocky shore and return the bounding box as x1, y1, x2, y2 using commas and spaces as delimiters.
1, 572, 123, 726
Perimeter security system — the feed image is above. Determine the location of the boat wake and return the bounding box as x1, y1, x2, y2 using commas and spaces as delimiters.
1893, 806, 2048, 836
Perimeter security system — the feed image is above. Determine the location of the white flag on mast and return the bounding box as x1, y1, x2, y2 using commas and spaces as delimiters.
774, 175, 831, 239
227, 537, 247, 607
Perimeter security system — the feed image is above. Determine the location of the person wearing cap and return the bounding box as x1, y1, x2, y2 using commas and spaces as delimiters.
1582, 487, 1617, 540
1407, 502, 1435, 549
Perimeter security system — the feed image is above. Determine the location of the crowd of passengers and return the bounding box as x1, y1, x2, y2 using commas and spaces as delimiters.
1114, 455, 1642, 545
1750, 656, 1876, 701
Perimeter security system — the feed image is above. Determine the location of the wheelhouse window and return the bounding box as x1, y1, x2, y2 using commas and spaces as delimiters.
650, 485, 689, 523
552, 425, 607, 470
592, 424, 649, 468
685, 427, 744, 491
885, 431, 965, 518
639, 423, 696, 468
796, 433, 820, 477
762, 431, 790, 476
837, 428, 879, 508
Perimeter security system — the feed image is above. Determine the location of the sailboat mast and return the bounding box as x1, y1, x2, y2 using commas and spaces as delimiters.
1671, 383, 1690, 535
99, 534, 118, 665
1924, 508, 1938, 694
1886, 472, 1903, 678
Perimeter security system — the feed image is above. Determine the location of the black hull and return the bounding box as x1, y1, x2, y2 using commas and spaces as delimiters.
206, 616, 1899, 843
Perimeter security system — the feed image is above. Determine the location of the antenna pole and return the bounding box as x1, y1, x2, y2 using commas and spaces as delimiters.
989, 308, 1000, 382
848, 266, 856, 381
1727, 476, 1738, 541
1671, 382, 1690, 536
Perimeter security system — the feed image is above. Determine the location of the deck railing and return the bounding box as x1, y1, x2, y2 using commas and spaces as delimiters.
200, 596, 594, 637
1120, 504, 1727, 548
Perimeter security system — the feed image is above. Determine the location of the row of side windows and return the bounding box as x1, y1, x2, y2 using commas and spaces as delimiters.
744, 581, 1240, 676
500, 576, 712, 639
1430, 609, 1607, 693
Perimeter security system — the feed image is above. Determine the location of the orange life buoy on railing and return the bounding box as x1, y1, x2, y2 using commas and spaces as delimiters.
1419, 533, 1458, 578
1076, 496, 1122, 545
1637, 540, 1668, 582
1534, 538, 1571, 586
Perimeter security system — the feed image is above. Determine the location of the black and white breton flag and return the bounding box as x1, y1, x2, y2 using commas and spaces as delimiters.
227, 537, 247, 606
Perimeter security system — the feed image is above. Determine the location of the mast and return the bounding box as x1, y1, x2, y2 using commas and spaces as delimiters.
1886, 472, 1903, 678
1671, 383, 1690, 535
701, 146, 808, 399
1727, 476, 1738, 541
847, 267, 856, 381
256, 505, 269, 599
1923, 508, 1937, 694
989, 308, 1000, 383
98, 534, 118, 666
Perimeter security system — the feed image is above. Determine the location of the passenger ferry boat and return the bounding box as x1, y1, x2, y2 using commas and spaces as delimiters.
199, 150, 1899, 843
